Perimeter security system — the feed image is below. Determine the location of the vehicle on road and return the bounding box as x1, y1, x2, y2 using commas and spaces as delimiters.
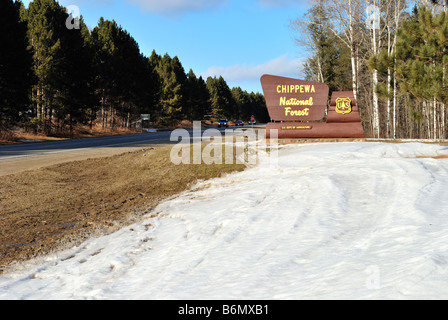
235, 120, 244, 126
218, 119, 229, 128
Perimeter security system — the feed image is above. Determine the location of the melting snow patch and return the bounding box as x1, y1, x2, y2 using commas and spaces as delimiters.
1, 142, 448, 300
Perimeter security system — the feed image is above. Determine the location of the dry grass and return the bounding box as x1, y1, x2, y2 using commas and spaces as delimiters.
0, 144, 245, 272
0, 125, 142, 145
0, 130, 18, 145
417, 155, 448, 159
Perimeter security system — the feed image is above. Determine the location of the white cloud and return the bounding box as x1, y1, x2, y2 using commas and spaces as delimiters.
126, 0, 227, 15
257, 0, 311, 8
257, 0, 312, 10
201, 54, 304, 83
59, 0, 113, 6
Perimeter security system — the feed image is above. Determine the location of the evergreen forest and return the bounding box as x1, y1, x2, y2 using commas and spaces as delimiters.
2, 0, 448, 140
0, 0, 269, 137
292, 0, 448, 139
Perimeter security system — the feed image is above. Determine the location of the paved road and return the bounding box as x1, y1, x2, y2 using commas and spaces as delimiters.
0, 125, 266, 161
0, 131, 174, 160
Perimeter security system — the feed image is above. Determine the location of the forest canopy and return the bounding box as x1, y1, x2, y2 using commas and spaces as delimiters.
3, 0, 447, 140
292, 0, 448, 139
0, 0, 269, 136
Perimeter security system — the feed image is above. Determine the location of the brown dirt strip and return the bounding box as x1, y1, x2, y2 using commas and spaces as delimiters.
417, 155, 448, 159
0, 145, 245, 274
0, 146, 156, 177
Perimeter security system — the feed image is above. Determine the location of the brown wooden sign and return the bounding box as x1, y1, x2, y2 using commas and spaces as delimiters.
262, 75, 365, 139
261, 74, 329, 121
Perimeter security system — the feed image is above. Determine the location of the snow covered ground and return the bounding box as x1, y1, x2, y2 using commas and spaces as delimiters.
1, 142, 448, 300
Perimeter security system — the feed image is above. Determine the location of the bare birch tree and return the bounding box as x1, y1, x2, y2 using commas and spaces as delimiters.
366, 0, 381, 137
323, 0, 365, 101
290, 1, 328, 83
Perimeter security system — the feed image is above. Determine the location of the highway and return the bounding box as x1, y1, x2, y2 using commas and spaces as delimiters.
0, 131, 175, 160
0, 125, 266, 176
0, 125, 266, 161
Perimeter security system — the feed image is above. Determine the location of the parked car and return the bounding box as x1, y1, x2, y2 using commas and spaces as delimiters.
218, 119, 229, 128
235, 120, 244, 126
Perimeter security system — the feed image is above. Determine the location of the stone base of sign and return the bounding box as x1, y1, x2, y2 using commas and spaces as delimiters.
265, 122, 365, 139
266, 138, 366, 145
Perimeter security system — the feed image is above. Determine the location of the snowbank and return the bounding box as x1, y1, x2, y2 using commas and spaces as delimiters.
1, 142, 448, 300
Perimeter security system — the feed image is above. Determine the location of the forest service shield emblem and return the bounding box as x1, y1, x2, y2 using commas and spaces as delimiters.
335, 97, 352, 115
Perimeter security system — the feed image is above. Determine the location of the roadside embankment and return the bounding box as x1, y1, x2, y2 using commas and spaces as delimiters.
0, 145, 245, 273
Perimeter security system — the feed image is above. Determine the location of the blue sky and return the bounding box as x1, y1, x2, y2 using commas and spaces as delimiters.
22, 0, 311, 93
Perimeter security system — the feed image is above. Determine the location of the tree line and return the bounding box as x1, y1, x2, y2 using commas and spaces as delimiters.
0, 0, 268, 136
292, 0, 448, 139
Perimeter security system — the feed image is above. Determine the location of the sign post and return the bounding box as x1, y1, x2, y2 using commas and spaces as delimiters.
141, 114, 150, 132
251, 115, 255, 128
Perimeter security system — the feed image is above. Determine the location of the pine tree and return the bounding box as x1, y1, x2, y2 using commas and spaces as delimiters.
26, 0, 65, 131
231, 87, 248, 120
184, 69, 211, 121
206, 76, 235, 120
153, 53, 187, 125
57, 16, 95, 132
91, 18, 119, 128
91, 18, 153, 128
376, 5, 448, 138
131, 55, 160, 127
0, 0, 32, 128
248, 92, 269, 124
24, 0, 93, 133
